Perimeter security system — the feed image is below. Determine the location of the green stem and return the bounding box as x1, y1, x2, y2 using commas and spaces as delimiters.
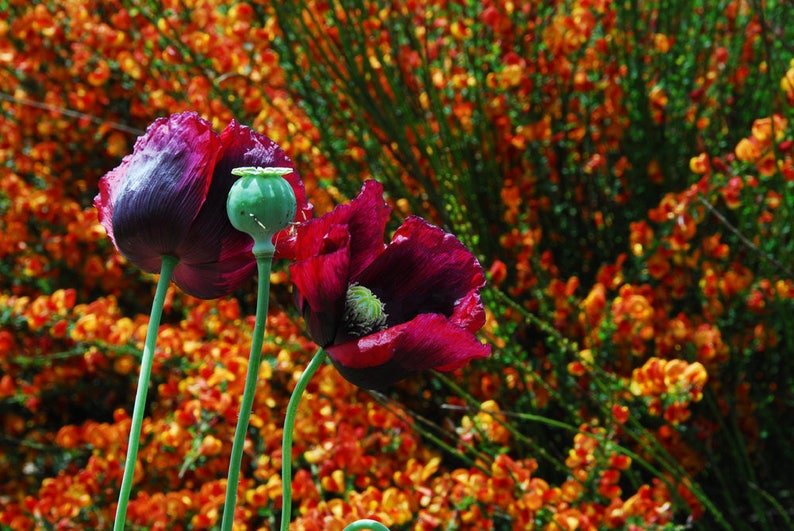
221, 252, 273, 531
114, 254, 178, 531
280, 348, 327, 531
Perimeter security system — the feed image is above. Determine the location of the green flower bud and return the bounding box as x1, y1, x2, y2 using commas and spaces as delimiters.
227, 166, 297, 256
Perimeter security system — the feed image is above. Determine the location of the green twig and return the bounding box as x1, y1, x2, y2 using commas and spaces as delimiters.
0, 91, 144, 135
697, 195, 794, 277
368, 389, 491, 475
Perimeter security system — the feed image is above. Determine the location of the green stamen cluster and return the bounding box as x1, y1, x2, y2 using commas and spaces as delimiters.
343, 283, 388, 336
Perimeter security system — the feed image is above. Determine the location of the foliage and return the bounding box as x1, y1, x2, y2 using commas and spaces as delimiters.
1, 0, 793, 529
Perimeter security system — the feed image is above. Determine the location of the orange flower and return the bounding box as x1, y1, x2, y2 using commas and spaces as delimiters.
646, 250, 671, 280
611, 284, 655, 352
782, 61, 794, 102
611, 404, 630, 425
751, 114, 787, 143
653, 33, 671, 53
692, 323, 728, 364
735, 137, 762, 162
720, 176, 743, 209
689, 152, 710, 175
629, 221, 654, 257
459, 400, 510, 446
630, 357, 708, 424
580, 283, 606, 329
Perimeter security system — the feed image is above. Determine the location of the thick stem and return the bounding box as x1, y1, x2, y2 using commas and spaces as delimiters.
221, 252, 274, 531
280, 348, 327, 531
114, 254, 178, 531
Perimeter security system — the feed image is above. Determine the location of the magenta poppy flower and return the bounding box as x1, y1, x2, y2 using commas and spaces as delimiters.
94, 112, 312, 299
289, 180, 491, 389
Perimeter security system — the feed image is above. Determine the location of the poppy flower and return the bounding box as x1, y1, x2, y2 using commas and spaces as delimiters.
94, 112, 312, 299
289, 180, 491, 389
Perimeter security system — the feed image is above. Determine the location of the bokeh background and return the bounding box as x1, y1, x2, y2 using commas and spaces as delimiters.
1, 0, 794, 529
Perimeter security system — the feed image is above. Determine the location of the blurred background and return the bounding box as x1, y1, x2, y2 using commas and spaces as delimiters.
1, 1, 793, 529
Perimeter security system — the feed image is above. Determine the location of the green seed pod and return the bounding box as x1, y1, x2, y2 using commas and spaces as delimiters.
227, 166, 297, 256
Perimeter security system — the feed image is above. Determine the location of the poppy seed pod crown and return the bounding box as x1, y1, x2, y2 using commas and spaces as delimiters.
227, 166, 298, 256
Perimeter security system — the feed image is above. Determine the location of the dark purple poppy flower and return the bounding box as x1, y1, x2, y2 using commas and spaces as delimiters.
94, 112, 311, 299
289, 180, 491, 389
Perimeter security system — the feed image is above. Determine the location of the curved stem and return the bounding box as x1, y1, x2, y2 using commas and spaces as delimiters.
114, 254, 178, 531
343, 520, 391, 531
221, 252, 274, 531
280, 348, 327, 531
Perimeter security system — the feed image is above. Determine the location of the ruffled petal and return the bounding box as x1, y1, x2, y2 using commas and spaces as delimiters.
292, 180, 389, 278
172, 124, 254, 267
175, 120, 315, 296
450, 290, 487, 333
289, 224, 351, 346
326, 313, 491, 389
109, 112, 220, 271
94, 155, 129, 247
354, 216, 486, 325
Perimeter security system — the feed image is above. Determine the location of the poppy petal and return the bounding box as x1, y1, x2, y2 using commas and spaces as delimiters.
173, 120, 311, 297
292, 180, 389, 279
450, 290, 487, 333
326, 313, 491, 389
173, 124, 254, 267
354, 216, 486, 325
290, 224, 351, 346
109, 112, 220, 271
171, 251, 257, 300
94, 157, 127, 247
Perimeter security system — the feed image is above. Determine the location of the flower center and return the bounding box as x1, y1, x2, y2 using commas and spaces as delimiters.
343, 284, 388, 337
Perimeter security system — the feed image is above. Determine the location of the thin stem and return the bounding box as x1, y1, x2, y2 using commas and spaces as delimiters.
114, 254, 178, 531
698, 195, 794, 277
369, 390, 490, 475
221, 252, 274, 531
280, 348, 327, 531
0, 91, 145, 135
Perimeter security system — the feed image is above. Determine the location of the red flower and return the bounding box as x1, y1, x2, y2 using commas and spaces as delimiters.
289, 181, 491, 389
94, 112, 311, 298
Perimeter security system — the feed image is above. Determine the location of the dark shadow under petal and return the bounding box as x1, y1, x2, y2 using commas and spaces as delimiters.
172, 251, 257, 299
329, 357, 412, 391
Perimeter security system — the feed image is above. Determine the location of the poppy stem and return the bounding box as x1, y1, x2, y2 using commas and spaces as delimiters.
278, 350, 391, 531
114, 254, 178, 531
221, 252, 274, 531
280, 348, 327, 531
